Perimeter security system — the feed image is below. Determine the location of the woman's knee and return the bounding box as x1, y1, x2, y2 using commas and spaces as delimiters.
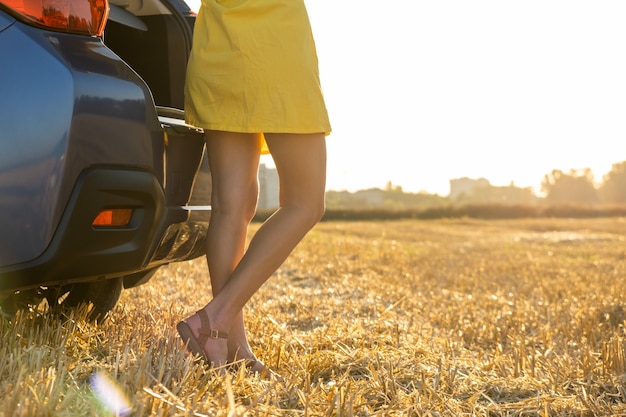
287, 195, 325, 229
309, 197, 326, 224
212, 183, 259, 223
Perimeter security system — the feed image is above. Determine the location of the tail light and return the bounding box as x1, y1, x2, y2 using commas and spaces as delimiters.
0, 0, 109, 36
92, 209, 133, 228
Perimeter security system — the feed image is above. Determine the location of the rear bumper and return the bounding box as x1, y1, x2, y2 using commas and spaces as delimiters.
0, 168, 164, 293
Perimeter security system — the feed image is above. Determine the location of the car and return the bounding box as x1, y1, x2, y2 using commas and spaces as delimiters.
0, 0, 210, 320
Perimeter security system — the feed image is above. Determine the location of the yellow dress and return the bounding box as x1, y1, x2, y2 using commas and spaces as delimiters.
184, 0, 331, 153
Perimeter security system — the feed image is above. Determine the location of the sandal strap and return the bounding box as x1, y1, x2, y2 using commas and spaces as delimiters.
196, 309, 228, 347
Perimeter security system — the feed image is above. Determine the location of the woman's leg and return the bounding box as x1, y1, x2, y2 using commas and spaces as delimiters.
183, 131, 263, 366
186, 132, 327, 367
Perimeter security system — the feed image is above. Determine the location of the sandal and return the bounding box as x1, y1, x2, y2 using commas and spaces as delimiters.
176, 309, 228, 366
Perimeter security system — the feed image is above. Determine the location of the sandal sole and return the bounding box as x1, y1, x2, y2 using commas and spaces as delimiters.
176, 320, 209, 362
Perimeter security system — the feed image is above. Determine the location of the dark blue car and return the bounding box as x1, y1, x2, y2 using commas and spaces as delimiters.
0, 0, 210, 319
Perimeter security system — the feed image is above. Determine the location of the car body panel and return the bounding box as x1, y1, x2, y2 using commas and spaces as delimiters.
0, 0, 211, 303
0, 9, 13, 31
0, 16, 164, 267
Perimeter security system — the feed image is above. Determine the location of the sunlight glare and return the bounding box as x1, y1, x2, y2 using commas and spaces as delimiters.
90, 372, 132, 416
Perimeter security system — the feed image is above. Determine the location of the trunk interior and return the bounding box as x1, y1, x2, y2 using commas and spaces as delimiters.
103, 0, 195, 110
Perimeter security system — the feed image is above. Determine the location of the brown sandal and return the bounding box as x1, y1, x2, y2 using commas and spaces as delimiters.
176, 309, 228, 365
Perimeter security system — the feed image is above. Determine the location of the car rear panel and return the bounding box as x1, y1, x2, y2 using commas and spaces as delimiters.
0, 14, 164, 268
0, 0, 210, 295
0, 8, 12, 30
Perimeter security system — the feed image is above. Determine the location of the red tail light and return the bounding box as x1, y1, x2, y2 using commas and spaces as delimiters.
0, 0, 109, 36
92, 209, 133, 228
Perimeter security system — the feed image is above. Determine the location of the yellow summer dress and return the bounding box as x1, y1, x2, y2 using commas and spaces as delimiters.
184, 0, 331, 153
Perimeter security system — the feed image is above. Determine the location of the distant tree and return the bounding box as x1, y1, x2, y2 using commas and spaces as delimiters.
469, 183, 536, 204
325, 187, 447, 209
383, 189, 447, 208
384, 181, 403, 193
599, 161, 626, 203
541, 168, 599, 204
325, 190, 368, 208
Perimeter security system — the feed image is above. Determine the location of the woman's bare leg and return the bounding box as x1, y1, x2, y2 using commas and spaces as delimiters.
184, 131, 262, 366
184, 132, 327, 367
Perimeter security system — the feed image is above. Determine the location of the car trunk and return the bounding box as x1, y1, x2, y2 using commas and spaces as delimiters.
103, 0, 195, 110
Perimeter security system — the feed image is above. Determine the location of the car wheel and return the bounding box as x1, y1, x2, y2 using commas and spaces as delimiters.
58, 277, 124, 322
0, 289, 44, 319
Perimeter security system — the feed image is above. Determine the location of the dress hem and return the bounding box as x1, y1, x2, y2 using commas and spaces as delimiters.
183, 121, 331, 136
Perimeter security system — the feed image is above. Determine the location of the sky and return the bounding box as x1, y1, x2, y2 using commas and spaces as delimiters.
187, 0, 626, 196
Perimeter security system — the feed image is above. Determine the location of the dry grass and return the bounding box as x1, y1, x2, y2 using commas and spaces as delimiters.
2, 218, 626, 416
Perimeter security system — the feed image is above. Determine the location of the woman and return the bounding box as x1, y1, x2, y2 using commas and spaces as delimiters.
176, 0, 331, 376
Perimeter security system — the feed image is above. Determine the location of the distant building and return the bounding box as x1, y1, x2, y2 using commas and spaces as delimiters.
355, 188, 385, 206
449, 177, 537, 204
258, 163, 279, 210
449, 177, 490, 199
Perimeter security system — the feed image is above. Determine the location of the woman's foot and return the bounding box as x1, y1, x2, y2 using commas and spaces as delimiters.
245, 358, 282, 380
178, 311, 280, 379
176, 309, 228, 368
227, 356, 282, 380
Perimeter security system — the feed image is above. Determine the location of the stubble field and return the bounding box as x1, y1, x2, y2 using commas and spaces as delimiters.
2, 218, 626, 416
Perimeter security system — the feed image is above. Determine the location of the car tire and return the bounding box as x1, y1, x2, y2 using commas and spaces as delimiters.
0, 289, 43, 319
60, 277, 124, 322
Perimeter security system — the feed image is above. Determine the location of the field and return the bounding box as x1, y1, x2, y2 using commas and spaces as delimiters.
2, 218, 626, 416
